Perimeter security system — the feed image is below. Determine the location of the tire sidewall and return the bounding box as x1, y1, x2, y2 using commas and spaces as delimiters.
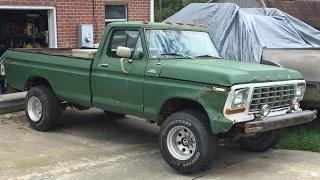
25, 88, 48, 130
159, 116, 207, 172
237, 129, 284, 152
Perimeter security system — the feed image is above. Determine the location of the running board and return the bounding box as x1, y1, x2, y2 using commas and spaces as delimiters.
0, 92, 26, 114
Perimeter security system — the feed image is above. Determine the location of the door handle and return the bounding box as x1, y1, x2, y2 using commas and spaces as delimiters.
99, 64, 108, 67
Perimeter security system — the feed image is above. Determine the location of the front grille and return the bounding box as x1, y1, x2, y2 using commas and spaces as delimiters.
249, 84, 295, 112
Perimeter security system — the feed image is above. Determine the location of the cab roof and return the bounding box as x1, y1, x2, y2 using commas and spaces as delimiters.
107, 21, 208, 32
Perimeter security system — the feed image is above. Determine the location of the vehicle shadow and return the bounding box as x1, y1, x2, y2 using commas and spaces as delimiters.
54, 108, 258, 177
57, 108, 159, 146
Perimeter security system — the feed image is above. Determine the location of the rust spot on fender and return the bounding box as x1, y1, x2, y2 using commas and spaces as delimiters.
199, 87, 227, 99
198, 89, 214, 99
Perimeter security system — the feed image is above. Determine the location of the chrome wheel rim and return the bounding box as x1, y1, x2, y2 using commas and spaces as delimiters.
27, 97, 42, 122
167, 126, 196, 161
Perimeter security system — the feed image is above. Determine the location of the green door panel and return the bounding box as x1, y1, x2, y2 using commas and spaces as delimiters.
92, 57, 146, 116
4, 50, 92, 107
92, 28, 147, 116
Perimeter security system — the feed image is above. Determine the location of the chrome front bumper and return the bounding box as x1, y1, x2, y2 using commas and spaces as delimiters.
244, 110, 317, 133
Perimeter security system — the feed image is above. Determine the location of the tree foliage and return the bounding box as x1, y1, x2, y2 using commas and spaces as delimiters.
154, 0, 208, 22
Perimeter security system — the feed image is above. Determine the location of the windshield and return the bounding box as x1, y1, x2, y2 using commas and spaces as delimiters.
145, 30, 220, 59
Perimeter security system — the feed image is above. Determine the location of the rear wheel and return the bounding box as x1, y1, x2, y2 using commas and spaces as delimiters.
236, 129, 284, 152
25, 86, 61, 131
159, 110, 218, 174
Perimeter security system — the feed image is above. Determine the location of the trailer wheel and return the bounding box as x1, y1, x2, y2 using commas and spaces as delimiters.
25, 86, 61, 131
159, 110, 217, 174
236, 129, 284, 152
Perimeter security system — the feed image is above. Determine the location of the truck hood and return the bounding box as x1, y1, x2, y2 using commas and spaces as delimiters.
159, 59, 304, 87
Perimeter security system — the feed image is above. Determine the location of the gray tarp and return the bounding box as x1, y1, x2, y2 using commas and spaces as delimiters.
166, 3, 320, 63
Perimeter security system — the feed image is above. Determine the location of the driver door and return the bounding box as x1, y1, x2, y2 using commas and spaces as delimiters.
92, 29, 147, 116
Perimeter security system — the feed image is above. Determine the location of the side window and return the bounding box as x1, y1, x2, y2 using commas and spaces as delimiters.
107, 30, 144, 60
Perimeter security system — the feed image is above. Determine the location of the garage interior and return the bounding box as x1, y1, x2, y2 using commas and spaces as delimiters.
0, 10, 49, 57
0, 9, 51, 94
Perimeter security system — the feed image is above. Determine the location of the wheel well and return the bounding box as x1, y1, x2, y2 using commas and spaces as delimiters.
157, 98, 208, 126
25, 76, 52, 90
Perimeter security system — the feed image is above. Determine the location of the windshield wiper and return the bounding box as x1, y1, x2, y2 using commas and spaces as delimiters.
161, 53, 195, 60
196, 55, 222, 59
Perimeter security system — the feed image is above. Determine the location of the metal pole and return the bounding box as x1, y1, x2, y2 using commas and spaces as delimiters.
260, 0, 267, 8
150, 0, 154, 22
32, 17, 36, 47
159, 0, 162, 22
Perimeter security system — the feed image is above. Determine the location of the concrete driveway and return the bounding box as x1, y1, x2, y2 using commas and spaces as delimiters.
0, 109, 319, 180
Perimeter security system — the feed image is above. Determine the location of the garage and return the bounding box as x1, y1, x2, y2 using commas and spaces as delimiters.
0, 5, 57, 57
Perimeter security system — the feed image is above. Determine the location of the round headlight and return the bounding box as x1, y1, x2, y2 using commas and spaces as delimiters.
260, 104, 271, 117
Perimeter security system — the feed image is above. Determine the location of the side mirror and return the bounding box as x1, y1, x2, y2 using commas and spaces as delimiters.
116, 46, 132, 58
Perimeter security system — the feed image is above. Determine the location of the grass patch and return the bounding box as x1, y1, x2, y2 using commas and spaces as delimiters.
276, 118, 320, 152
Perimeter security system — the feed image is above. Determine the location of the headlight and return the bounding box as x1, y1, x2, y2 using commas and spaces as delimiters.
296, 84, 306, 100
232, 88, 249, 109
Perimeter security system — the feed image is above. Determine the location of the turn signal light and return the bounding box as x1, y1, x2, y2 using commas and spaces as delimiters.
187, 22, 195, 26
198, 24, 205, 28
143, 20, 149, 24
212, 87, 227, 93
225, 108, 245, 115
165, 21, 173, 25
176, 21, 184, 25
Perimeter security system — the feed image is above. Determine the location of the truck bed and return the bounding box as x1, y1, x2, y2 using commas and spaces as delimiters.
15, 48, 74, 56
4, 48, 94, 107
12, 48, 96, 60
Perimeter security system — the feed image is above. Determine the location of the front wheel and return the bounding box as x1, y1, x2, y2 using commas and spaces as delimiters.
236, 129, 284, 152
159, 110, 218, 174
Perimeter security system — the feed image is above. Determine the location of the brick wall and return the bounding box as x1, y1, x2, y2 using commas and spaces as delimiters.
0, 0, 150, 47
265, 0, 320, 30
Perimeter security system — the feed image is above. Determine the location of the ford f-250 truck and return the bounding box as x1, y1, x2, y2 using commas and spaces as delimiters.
3, 21, 317, 174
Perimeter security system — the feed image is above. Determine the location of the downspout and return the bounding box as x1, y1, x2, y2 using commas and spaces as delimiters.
149, 0, 154, 22
260, 0, 267, 8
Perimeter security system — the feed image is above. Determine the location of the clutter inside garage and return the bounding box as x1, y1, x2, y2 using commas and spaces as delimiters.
0, 9, 49, 93
0, 10, 49, 57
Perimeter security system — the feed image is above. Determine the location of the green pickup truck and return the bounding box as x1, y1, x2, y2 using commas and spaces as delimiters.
3, 22, 317, 173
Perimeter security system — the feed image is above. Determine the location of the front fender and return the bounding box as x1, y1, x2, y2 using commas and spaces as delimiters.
143, 77, 233, 134
198, 88, 234, 134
